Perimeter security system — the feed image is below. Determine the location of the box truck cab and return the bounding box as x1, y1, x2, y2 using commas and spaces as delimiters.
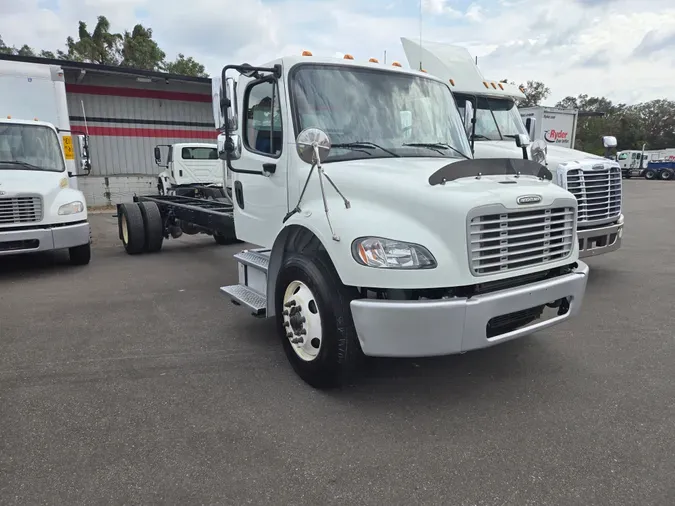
0, 58, 92, 264
213, 52, 589, 388
154, 142, 224, 195
401, 38, 624, 259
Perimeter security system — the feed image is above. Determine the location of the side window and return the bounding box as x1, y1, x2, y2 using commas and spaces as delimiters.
618, 153, 627, 160
181, 147, 218, 160
244, 80, 282, 157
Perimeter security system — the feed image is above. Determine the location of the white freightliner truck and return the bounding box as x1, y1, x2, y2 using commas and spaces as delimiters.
0, 58, 93, 264
154, 142, 227, 197
401, 38, 624, 259
117, 52, 589, 389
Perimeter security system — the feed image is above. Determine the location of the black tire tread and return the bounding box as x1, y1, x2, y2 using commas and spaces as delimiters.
138, 201, 164, 253
275, 252, 363, 389
69, 242, 91, 265
119, 203, 146, 255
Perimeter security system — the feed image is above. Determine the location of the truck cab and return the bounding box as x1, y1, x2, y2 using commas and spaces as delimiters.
401, 38, 624, 259
0, 118, 92, 264
214, 52, 589, 389
154, 142, 224, 196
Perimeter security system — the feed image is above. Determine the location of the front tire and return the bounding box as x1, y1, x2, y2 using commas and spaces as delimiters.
275, 252, 363, 389
69, 242, 91, 265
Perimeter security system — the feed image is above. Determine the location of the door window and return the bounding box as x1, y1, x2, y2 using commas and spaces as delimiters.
244, 80, 283, 157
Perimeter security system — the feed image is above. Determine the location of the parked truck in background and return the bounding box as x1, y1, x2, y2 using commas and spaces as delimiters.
401, 38, 624, 259
519, 106, 578, 150
0, 59, 93, 264
154, 142, 228, 198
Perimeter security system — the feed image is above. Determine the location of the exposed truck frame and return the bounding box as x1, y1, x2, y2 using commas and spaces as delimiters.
400, 38, 624, 260
118, 52, 589, 389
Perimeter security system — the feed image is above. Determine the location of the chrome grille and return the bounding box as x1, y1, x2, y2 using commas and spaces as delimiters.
564, 165, 621, 224
0, 196, 43, 224
469, 207, 575, 275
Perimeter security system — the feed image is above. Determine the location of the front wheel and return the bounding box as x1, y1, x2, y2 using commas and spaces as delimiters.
275, 253, 363, 389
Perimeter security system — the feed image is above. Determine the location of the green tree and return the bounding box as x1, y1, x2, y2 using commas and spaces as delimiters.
164, 53, 209, 77
518, 80, 551, 107
58, 16, 122, 64
120, 24, 165, 71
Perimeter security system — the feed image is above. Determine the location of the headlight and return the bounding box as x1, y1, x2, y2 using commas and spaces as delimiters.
351, 237, 436, 269
58, 201, 84, 215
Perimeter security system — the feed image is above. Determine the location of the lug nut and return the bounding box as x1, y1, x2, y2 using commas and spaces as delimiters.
286, 332, 293, 338
282, 310, 289, 316
291, 337, 304, 344
284, 300, 296, 308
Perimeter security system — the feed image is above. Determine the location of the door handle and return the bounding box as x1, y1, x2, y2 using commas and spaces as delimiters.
262, 163, 276, 176
234, 181, 244, 209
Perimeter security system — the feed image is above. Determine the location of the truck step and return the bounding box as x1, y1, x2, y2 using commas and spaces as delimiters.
233, 249, 270, 273
220, 284, 266, 316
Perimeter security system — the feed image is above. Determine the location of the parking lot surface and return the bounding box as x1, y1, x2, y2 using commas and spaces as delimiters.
1, 181, 674, 505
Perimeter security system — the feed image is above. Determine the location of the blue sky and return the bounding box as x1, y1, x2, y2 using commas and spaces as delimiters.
2, 0, 674, 104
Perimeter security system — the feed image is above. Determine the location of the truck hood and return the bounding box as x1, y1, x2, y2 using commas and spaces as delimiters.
0, 169, 87, 228
324, 156, 574, 210
0, 169, 68, 194
472, 140, 609, 167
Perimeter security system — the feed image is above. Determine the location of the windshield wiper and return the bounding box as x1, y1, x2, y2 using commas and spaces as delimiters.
332, 142, 401, 158
403, 142, 471, 160
0, 160, 43, 170
471, 134, 491, 140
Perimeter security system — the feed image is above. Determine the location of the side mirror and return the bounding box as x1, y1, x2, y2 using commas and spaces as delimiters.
296, 128, 332, 165
76, 134, 91, 175
531, 139, 548, 166
525, 117, 536, 140
220, 77, 238, 133
463, 100, 474, 137
515, 134, 531, 148
221, 134, 242, 161
602, 136, 617, 148
154, 146, 161, 164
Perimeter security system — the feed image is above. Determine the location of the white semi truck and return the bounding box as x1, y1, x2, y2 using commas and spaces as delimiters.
117, 52, 589, 389
0, 58, 93, 264
401, 38, 624, 259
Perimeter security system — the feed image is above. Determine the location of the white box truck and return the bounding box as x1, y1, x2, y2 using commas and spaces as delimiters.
519, 106, 578, 150
0, 58, 93, 264
401, 38, 624, 259
116, 52, 589, 389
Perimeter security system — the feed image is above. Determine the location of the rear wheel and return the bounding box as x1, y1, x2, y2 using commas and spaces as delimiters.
660, 169, 673, 180
69, 242, 91, 265
275, 252, 363, 389
118, 203, 146, 254
644, 168, 657, 180
138, 201, 164, 253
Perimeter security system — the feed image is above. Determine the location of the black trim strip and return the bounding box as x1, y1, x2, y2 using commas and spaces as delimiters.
69, 116, 214, 128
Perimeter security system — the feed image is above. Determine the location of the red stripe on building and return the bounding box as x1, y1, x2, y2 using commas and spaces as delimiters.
65, 83, 212, 103
70, 124, 218, 139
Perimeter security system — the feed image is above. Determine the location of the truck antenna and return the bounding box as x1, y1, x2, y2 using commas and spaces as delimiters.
80, 100, 89, 136
419, 0, 423, 70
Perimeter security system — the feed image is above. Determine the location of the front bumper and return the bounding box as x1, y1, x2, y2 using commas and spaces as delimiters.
577, 214, 624, 258
350, 261, 589, 358
0, 221, 90, 256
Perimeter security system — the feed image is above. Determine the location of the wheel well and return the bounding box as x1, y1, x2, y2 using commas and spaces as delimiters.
266, 225, 331, 317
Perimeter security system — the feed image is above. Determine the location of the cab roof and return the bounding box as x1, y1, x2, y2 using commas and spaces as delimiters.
0, 117, 58, 130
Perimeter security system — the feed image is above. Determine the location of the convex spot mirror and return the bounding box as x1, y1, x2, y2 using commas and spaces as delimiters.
296, 128, 332, 165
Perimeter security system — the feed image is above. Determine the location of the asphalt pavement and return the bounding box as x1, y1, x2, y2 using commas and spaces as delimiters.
1, 180, 673, 505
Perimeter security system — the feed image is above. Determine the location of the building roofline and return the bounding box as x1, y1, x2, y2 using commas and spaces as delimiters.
0, 53, 211, 84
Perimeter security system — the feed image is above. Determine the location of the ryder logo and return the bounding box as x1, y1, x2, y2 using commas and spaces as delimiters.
544, 129, 569, 143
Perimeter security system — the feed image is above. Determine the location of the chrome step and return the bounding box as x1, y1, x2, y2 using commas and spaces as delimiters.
220, 284, 266, 316
233, 249, 270, 272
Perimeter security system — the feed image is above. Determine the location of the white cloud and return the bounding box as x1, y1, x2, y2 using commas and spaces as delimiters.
0, 0, 673, 104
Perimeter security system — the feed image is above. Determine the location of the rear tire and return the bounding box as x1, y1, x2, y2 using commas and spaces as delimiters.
118, 203, 146, 255
644, 169, 656, 180
69, 242, 91, 265
138, 201, 164, 253
275, 252, 363, 389
660, 169, 673, 181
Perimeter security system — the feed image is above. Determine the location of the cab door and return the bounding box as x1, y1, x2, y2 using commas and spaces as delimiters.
229, 74, 289, 248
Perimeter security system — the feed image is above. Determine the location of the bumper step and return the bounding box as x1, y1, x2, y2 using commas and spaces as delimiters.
233, 249, 270, 273
220, 284, 266, 316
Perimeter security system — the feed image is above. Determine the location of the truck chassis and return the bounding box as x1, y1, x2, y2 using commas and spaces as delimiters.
115, 192, 239, 255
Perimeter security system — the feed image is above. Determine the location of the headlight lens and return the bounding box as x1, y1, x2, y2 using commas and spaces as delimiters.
351, 237, 436, 269
58, 201, 84, 215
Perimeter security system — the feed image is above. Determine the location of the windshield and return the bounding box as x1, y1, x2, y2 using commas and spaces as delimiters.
454, 94, 528, 141
289, 64, 472, 162
0, 123, 66, 172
